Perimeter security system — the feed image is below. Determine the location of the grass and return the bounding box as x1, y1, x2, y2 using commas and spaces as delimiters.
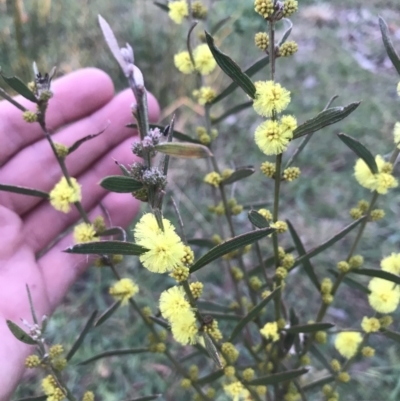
2, 0, 400, 400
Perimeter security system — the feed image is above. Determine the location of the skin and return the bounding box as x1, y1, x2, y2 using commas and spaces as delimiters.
0, 68, 160, 400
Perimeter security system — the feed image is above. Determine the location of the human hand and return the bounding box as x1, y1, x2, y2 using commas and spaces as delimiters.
0, 68, 159, 399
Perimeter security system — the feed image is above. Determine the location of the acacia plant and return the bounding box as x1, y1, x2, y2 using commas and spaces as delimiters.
2, 1, 400, 400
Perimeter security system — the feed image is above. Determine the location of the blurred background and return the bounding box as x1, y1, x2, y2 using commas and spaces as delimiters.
2, 0, 400, 400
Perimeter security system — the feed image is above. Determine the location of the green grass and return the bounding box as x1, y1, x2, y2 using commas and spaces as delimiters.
3, 0, 400, 400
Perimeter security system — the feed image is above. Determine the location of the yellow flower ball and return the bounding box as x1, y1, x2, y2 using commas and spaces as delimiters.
168, 0, 189, 24
334, 332, 362, 358
49, 177, 81, 213
368, 277, 400, 313
109, 278, 139, 305
253, 81, 291, 117
260, 321, 279, 342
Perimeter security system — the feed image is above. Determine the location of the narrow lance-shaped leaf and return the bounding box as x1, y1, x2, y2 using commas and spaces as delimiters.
229, 287, 279, 342
13, 396, 47, 401
188, 238, 215, 248
211, 16, 231, 35
337, 133, 378, 174
190, 227, 275, 273
0, 184, 49, 199
197, 369, 224, 385
248, 368, 309, 386
66, 310, 97, 361
211, 55, 269, 104
95, 301, 122, 327
153, 1, 169, 12
0, 73, 37, 102
6, 321, 36, 345
78, 347, 149, 365
68, 129, 105, 154
328, 269, 370, 294
126, 396, 162, 401
211, 100, 253, 125
381, 329, 400, 344
379, 16, 400, 76
65, 240, 148, 256
202, 312, 243, 321
284, 322, 334, 334
100, 176, 143, 193
279, 18, 293, 45
197, 301, 233, 312
222, 166, 255, 185
302, 375, 335, 392
248, 210, 269, 229
287, 220, 320, 290
155, 142, 212, 159
292, 102, 360, 139
290, 217, 365, 270
205, 31, 256, 99
350, 268, 400, 286
98, 15, 128, 76
310, 344, 335, 373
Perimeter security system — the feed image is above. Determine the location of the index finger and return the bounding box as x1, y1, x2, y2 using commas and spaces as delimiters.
0, 68, 115, 166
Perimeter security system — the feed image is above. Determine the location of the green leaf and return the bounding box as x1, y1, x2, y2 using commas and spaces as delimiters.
248, 210, 269, 229
127, 123, 202, 144
337, 133, 378, 174
350, 268, 400, 286
229, 288, 279, 342
190, 227, 275, 273
153, 1, 169, 12
291, 218, 365, 270
197, 301, 233, 312
13, 396, 47, 401
328, 269, 370, 294
283, 309, 299, 353
279, 18, 293, 45
0, 73, 37, 102
188, 238, 215, 248
6, 320, 36, 345
64, 241, 147, 256
285, 323, 334, 334
197, 369, 224, 385
150, 316, 170, 329
155, 142, 212, 158
202, 332, 223, 368
379, 16, 400, 76
381, 329, 400, 343
248, 368, 309, 386
98, 226, 127, 240
66, 310, 97, 361
287, 220, 320, 290
205, 31, 256, 99
95, 301, 122, 327
202, 312, 243, 321
68, 130, 104, 154
125, 396, 161, 401
302, 375, 335, 392
211, 100, 253, 125
211, 55, 269, 104
100, 176, 143, 193
222, 166, 255, 185
78, 347, 149, 365
211, 16, 231, 35
0, 184, 49, 199
292, 102, 361, 139
310, 344, 334, 373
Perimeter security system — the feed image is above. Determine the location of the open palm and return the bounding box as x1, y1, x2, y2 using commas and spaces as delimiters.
0, 68, 159, 400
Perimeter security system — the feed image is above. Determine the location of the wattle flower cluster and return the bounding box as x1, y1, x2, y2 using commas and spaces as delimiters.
159, 286, 199, 345
134, 213, 186, 274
